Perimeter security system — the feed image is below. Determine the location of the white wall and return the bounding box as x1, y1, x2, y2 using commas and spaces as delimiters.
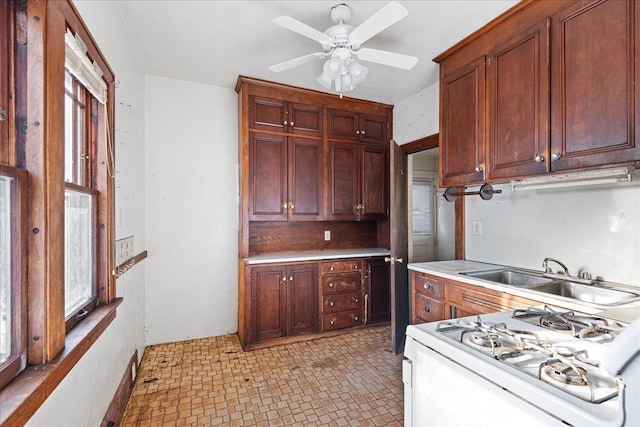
144, 75, 238, 345
392, 82, 439, 144
27, 1, 147, 425
465, 173, 640, 286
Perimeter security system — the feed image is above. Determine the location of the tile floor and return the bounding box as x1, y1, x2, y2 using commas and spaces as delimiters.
121, 325, 404, 426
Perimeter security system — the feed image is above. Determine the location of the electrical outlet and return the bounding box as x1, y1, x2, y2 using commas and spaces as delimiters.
324, 230, 331, 241
472, 220, 482, 236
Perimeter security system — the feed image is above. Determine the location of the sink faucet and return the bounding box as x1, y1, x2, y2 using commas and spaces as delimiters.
542, 257, 569, 275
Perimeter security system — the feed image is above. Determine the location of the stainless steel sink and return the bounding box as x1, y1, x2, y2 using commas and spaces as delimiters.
461, 269, 550, 287
461, 268, 640, 307
527, 281, 640, 306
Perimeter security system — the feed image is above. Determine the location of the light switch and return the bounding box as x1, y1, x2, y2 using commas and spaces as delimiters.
472, 220, 482, 236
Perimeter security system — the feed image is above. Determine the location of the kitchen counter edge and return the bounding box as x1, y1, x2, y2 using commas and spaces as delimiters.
243, 248, 391, 265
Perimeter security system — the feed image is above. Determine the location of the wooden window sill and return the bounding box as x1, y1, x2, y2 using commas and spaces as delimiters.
0, 297, 123, 427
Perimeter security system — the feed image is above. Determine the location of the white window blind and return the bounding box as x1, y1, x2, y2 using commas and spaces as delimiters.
64, 29, 107, 104
412, 179, 433, 237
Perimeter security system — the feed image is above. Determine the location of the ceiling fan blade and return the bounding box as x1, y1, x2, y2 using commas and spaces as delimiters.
356, 48, 418, 70
269, 52, 326, 72
273, 16, 333, 50
348, 1, 408, 49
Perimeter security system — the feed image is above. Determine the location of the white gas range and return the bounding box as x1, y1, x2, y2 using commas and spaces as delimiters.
403, 306, 640, 426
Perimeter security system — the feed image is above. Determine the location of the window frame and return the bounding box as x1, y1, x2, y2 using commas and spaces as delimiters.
0, 165, 27, 390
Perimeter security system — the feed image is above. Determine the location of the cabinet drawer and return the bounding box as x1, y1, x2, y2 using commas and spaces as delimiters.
323, 291, 362, 313
321, 260, 363, 274
413, 274, 444, 299
322, 272, 362, 294
413, 293, 445, 324
322, 309, 363, 331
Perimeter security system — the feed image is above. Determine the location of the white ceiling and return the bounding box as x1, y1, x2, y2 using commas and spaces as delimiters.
115, 1, 518, 105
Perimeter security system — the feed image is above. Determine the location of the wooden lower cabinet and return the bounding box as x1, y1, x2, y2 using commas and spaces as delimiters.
365, 258, 391, 324
249, 262, 318, 344
410, 270, 541, 324
320, 260, 364, 331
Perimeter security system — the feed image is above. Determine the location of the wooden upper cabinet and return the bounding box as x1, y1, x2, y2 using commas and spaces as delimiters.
361, 146, 387, 220
440, 56, 486, 187
249, 95, 323, 137
550, 0, 640, 170
249, 132, 288, 221
248, 132, 323, 221
328, 141, 359, 220
328, 109, 389, 145
487, 19, 550, 180
288, 137, 323, 221
327, 141, 388, 220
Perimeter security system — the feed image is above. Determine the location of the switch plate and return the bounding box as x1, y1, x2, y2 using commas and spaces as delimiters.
472, 220, 482, 236
324, 230, 331, 241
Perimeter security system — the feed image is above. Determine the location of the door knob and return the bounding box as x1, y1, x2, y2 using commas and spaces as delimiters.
384, 257, 404, 265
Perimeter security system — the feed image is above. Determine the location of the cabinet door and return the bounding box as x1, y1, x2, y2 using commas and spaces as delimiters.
251, 265, 287, 342
487, 19, 550, 180
360, 146, 387, 220
440, 56, 486, 186
551, 0, 640, 170
327, 141, 359, 220
289, 103, 323, 137
248, 133, 287, 221
249, 96, 287, 133
286, 263, 318, 336
288, 137, 323, 220
328, 109, 359, 141
365, 259, 390, 324
360, 114, 389, 145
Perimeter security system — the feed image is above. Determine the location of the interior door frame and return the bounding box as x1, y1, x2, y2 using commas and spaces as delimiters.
390, 133, 465, 354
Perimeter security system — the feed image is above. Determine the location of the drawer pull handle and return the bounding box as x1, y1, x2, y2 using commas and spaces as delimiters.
352, 315, 359, 321
329, 319, 335, 325
329, 266, 334, 271
328, 301, 334, 306
424, 307, 430, 313
353, 265, 358, 270
423, 283, 430, 290
328, 282, 334, 288
352, 297, 359, 303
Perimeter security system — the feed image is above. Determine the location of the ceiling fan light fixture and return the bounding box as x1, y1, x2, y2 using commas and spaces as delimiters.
316, 72, 333, 90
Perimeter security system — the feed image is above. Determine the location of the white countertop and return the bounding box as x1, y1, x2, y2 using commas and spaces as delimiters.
408, 260, 640, 321
244, 248, 391, 264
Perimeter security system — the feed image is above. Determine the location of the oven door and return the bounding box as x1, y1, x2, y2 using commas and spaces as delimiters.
405, 337, 564, 426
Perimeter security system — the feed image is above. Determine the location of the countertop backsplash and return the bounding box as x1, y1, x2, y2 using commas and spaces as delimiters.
464, 169, 640, 287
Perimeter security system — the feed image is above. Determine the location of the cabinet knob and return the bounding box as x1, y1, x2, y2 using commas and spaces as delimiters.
355, 130, 360, 135
352, 315, 359, 321
353, 265, 358, 270
328, 282, 334, 288
283, 120, 288, 126
329, 319, 335, 325
475, 166, 483, 173
361, 131, 365, 135
423, 283, 431, 290
289, 122, 294, 127
289, 276, 293, 281
352, 297, 359, 303
289, 203, 294, 209
329, 266, 334, 271
552, 152, 561, 161
534, 155, 544, 163
282, 277, 287, 282
328, 301, 334, 306
283, 203, 287, 210
424, 307, 430, 313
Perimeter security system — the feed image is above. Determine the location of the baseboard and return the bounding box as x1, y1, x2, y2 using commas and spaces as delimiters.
101, 350, 138, 427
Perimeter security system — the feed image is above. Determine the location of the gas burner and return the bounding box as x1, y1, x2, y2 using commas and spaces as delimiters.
512, 306, 624, 342
542, 361, 588, 386
468, 331, 501, 348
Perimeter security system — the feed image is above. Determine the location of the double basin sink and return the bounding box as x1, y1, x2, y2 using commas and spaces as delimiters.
461, 268, 640, 307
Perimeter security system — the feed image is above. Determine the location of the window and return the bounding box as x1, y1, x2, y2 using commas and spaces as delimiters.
412, 178, 434, 238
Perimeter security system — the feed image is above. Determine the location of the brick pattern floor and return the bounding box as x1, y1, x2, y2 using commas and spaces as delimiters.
121, 325, 404, 426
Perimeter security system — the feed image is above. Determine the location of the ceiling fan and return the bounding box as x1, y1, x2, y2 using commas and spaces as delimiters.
269, 1, 418, 95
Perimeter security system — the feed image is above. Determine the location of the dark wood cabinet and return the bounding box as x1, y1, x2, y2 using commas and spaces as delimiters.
487, 19, 550, 180
439, 56, 486, 187
248, 132, 322, 221
436, 0, 640, 188
328, 142, 388, 221
410, 270, 543, 324
249, 96, 323, 137
320, 259, 364, 331
250, 262, 318, 344
550, 0, 640, 170
328, 109, 389, 145
365, 258, 390, 324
